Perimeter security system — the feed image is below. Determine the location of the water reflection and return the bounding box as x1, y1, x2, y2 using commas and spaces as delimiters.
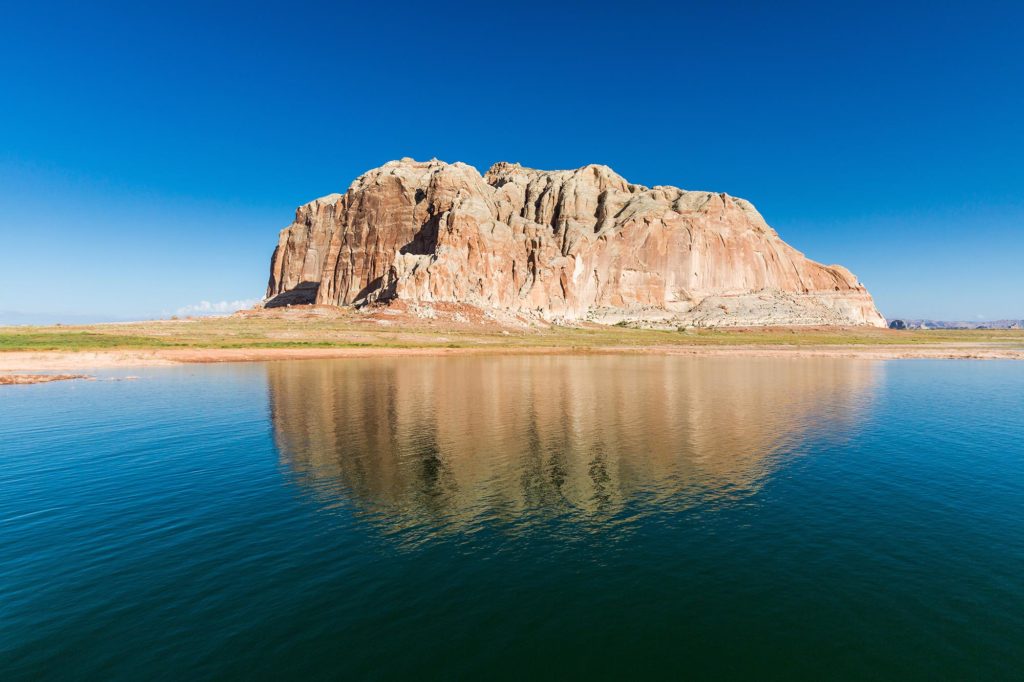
268, 356, 880, 532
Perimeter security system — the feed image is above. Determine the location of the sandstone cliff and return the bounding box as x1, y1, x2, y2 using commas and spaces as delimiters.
266, 159, 885, 327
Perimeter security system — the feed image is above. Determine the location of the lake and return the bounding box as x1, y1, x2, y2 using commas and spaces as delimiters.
2, 356, 1022, 680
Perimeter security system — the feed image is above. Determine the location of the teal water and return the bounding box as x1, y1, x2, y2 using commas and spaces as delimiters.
1, 357, 1022, 680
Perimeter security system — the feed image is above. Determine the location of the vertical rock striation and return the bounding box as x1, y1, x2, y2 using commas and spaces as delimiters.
266, 158, 885, 327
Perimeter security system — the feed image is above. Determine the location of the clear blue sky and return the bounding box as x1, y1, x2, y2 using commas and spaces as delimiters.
2, 0, 1021, 323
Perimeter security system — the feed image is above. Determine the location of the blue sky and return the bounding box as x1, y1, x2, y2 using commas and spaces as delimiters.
1, 0, 1021, 323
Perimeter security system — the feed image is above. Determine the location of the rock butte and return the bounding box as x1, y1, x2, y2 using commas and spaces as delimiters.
266, 158, 886, 328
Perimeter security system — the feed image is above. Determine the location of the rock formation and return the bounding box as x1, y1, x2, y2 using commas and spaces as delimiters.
890, 319, 1024, 330
266, 158, 885, 327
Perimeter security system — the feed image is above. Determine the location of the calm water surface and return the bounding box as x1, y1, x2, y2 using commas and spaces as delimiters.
1, 356, 1022, 680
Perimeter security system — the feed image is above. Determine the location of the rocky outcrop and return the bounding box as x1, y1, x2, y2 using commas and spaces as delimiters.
266, 158, 885, 327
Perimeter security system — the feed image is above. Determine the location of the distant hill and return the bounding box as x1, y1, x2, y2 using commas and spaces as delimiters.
0, 310, 139, 326
888, 319, 1023, 330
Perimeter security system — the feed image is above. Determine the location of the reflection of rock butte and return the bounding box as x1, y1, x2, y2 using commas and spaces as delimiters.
269, 357, 880, 529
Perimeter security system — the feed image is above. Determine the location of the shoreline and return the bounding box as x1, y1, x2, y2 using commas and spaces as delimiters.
3, 343, 1023, 374
0, 373, 91, 385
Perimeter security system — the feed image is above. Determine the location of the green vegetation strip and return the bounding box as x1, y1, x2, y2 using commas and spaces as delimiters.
0, 332, 178, 351
1, 321, 1022, 353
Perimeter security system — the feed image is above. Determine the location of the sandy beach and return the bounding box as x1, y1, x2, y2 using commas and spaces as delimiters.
2, 343, 1022, 378
3, 312, 1023, 383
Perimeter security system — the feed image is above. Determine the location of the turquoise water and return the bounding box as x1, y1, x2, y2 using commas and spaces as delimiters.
1, 356, 1022, 680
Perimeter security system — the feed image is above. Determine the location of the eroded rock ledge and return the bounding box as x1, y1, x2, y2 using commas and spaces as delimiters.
266, 158, 885, 327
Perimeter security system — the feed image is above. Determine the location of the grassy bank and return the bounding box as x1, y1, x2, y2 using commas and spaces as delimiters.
2, 314, 1022, 353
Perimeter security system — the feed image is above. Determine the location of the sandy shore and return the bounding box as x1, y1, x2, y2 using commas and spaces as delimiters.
2, 344, 1022, 373
0, 373, 90, 385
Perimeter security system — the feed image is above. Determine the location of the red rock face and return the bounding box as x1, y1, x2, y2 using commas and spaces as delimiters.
266, 159, 886, 327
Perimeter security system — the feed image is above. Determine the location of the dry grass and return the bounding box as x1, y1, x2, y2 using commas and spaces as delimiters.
1, 308, 1022, 353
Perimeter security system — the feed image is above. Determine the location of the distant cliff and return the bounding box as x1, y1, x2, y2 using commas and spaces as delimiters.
266, 158, 885, 327
890, 319, 1023, 330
